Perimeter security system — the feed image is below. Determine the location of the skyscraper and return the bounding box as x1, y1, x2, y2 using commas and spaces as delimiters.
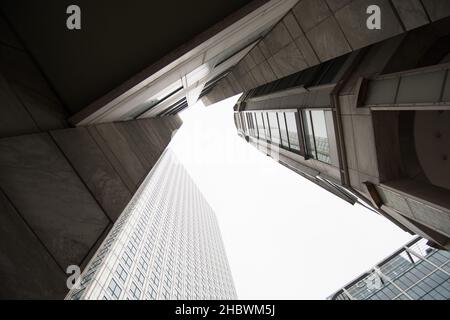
66, 149, 236, 300
329, 237, 450, 300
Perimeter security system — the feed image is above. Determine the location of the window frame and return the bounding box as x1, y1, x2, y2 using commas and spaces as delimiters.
264, 113, 271, 142
239, 110, 307, 156
238, 108, 336, 162
278, 112, 291, 150
267, 112, 281, 146
284, 110, 304, 156
252, 113, 260, 139
301, 108, 331, 163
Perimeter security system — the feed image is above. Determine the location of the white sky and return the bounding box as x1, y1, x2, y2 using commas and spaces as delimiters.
168, 94, 413, 300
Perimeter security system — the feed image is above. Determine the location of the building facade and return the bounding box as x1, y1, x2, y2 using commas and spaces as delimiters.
3, 0, 450, 299
329, 237, 450, 300
203, 0, 450, 105
66, 150, 236, 300
228, 6, 450, 250
0, 0, 293, 298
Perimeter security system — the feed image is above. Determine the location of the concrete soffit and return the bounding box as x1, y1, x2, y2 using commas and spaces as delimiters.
70, 0, 298, 126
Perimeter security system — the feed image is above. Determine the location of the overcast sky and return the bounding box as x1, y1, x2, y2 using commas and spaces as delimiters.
169, 94, 413, 300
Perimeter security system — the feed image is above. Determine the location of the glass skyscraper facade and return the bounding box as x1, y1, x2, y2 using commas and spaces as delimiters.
66, 150, 236, 300
329, 238, 450, 300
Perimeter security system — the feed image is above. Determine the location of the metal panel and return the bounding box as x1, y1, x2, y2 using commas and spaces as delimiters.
397, 70, 446, 104
365, 78, 399, 105
443, 72, 450, 102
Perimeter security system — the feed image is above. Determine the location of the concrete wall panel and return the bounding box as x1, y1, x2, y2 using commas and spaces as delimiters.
392, 0, 430, 30
0, 133, 109, 268
292, 0, 332, 33
51, 128, 131, 222
0, 74, 39, 138
0, 189, 67, 299
0, 15, 67, 137
422, 0, 450, 22
94, 123, 147, 190
351, 114, 379, 178
11, 83, 67, 131
305, 16, 352, 62
334, 0, 404, 50
205, 0, 450, 105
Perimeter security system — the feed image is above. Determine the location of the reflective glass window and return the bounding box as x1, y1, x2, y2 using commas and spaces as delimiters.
262, 113, 270, 141
303, 110, 315, 156
303, 110, 330, 163
258, 113, 266, 139
252, 113, 259, 138
267, 112, 280, 145
285, 112, 300, 151
278, 112, 289, 149
311, 110, 330, 163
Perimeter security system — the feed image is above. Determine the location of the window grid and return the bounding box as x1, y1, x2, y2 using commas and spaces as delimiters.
67, 151, 237, 300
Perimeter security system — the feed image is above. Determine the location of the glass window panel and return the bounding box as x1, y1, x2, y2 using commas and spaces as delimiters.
406, 286, 426, 299
418, 279, 434, 292
302, 110, 331, 163
285, 112, 300, 151
380, 284, 401, 299
430, 270, 447, 282
265, 113, 272, 141
241, 113, 248, 134
258, 113, 266, 139
304, 111, 316, 157
247, 114, 254, 137
374, 291, 389, 300
268, 112, 280, 145
253, 114, 258, 138
310, 110, 330, 163
410, 266, 427, 278
244, 114, 249, 134
262, 113, 270, 141
252, 113, 259, 138
394, 276, 414, 290
245, 114, 250, 135
252, 114, 257, 138
278, 112, 289, 149
422, 275, 440, 287
237, 114, 241, 130
246, 114, 251, 136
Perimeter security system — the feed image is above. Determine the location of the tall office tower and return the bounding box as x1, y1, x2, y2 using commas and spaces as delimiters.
329, 237, 450, 300
218, 2, 450, 250
66, 150, 236, 300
